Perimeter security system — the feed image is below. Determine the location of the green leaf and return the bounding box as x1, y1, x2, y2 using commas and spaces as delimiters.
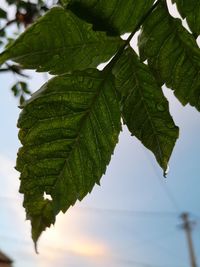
60, 0, 70, 7
0, 7, 122, 74
113, 48, 179, 173
20, 81, 31, 95
11, 81, 31, 104
67, 0, 154, 35
0, 8, 7, 19
11, 84, 20, 97
16, 69, 121, 245
138, 2, 200, 111
172, 0, 200, 37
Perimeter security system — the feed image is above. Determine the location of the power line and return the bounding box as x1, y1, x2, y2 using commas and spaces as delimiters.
133, 227, 178, 247
142, 147, 181, 213
78, 206, 178, 218
0, 223, 187, 264
0, 235, 188, 267
127, 229, 189, 264
190, 213, 200, 221
154, 173, 181, 213
116, 258, 187, 267
0, 195, 178, 218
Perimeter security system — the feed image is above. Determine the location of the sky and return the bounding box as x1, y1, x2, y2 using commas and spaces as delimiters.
0, 1, 200, 267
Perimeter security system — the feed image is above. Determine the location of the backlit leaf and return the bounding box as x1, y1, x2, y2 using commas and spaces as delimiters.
0, 7, 122, 74
16, 69, 121, 245
138, 2, 200, 111
113, 48, 179, 173
172, 0, 200, 37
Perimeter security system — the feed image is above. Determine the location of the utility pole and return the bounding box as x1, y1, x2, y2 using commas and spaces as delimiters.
181, 212, 198, 267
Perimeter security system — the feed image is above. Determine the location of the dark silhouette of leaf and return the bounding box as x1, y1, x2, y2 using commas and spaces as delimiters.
67, 0, 154, 35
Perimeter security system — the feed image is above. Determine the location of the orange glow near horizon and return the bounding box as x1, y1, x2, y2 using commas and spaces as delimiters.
70, 240, 108, 257
40, 209, 110, 262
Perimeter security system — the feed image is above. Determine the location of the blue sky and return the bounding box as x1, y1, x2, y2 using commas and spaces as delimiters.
0, 1, 200, 267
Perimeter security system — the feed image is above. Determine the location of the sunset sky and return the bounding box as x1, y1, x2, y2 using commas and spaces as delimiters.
0, 1, 200, 267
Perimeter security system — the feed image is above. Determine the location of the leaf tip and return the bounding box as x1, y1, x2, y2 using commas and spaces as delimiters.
34, 241, 39, 254
32, 227, 42, 254
163, 165, 170, 178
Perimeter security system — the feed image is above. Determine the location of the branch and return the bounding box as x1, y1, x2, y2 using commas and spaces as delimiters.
0, 68, 10, 72
103, 0, 161, 73
0, 63, 29, 78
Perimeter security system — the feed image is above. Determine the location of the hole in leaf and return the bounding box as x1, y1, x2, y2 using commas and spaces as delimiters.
43, 192, 52, 201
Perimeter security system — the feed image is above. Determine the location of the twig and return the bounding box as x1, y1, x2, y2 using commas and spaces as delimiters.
0, 63, 29, 78
103, 0, 161, 73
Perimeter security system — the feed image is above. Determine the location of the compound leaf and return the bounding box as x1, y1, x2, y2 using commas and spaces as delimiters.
67, 0, 154, 35
16, 69, 121, 245
113, 48, 179, 173
172, 0, 200, 37
0, 7, 122, 74
138, 2, 200, 111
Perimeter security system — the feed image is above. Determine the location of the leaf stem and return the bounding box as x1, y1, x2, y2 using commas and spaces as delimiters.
0, 63, 29, 77
103, 0, 161, 73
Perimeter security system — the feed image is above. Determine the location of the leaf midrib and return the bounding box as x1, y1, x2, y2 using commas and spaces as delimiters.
129, 68, 164, 166
6, 40, 120, 62
50, 74, 112, 206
